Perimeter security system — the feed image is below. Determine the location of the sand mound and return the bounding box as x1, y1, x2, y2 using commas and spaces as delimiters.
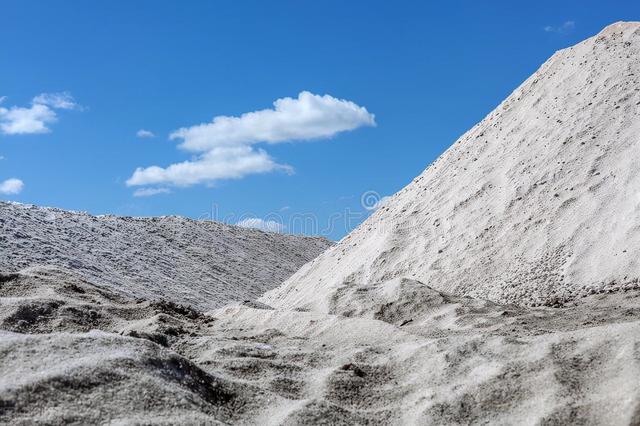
4, 22, 640, 424
3, 266, 640, 424
0, 202, 331, 310
207, 294, 640, 425
0, 268, 265, 424
262, 21, 640, 311
0, 331, 250, 425
0, 266, 208, 340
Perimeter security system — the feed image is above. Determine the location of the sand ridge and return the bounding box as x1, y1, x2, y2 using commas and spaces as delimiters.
0, 201, 331, 310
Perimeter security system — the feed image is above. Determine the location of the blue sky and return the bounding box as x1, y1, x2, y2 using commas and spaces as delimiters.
1, 1, 638, 240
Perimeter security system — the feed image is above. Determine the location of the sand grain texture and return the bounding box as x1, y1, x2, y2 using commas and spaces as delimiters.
3, 269, 640, 424
263, 21, 640, 311
3, 22, 640, 425
0, 202, 331, 310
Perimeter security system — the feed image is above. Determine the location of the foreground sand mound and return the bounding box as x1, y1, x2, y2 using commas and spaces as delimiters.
0, 332, 252, 425
263, 21, 640, 311
3, 267, 640, 424
0, 202, 330, 310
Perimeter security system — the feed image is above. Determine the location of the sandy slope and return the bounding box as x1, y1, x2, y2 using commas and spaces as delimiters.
0, 268, 261, 424
3, 22, 640, 425
2, 268, 640, 424
262, 21, 640, 311
0, 202, 330, 310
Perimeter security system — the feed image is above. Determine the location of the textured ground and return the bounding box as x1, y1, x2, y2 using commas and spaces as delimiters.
2, 268, 640, 424
3, 22, 640, 425
0, 201, 331, 310
263, 21, 640, 311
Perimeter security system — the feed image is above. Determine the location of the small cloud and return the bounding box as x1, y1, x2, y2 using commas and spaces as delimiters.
0, 178, 24, 195
127, 91, 375, 188
136, 129, 155, 138
279, 206, 291, 212
32, 92, 80, 110
236, 218, 286, 233
544, 21, 575, 33
0, 103, 57, 135
0, 92, 80, 135
0, 96, 6, 104
132, 187, 171, 197
127, 146, 292, 187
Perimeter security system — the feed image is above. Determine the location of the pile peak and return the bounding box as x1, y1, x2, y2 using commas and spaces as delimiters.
600, 21, 640, 32
262, 22, 640, 311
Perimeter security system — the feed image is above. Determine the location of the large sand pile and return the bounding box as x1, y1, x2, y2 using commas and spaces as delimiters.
0, 202, 331, 310
263, 21, 640, 311
3, 22, 640, 425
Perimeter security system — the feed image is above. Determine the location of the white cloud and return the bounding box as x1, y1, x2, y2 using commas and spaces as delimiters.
172, 91, 376, 152
128, 146, 292, 187
0, 178, 24, 195
544, 21, 575, 33
0, 92, 79, 135
236, 218, 286, 233
127, 91, 375, 188
132, 187, 171, 197
0, 103, 57, 135
32, 92, 79, 110
136, 129, 155, 138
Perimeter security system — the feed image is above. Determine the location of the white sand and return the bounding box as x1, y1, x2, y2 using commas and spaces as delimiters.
3, 268, 640, 424
3, 22, 640, 425
0, 201, 330, 310
263, 21, 640, 311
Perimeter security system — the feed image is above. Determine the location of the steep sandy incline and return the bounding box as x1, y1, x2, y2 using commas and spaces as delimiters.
263, 21, 640, 311
0, 202, 331, 310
